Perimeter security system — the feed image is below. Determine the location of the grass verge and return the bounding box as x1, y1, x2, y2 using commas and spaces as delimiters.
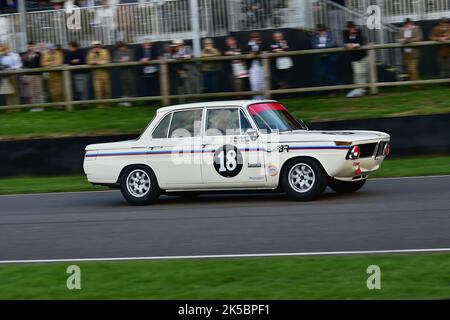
0, 155, 448, 195
0, 86, 449, 140
0, 253, 449, 299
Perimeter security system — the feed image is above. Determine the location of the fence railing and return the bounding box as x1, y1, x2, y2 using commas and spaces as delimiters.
345, 0, 450, 23
0, 0, 305, 52
0, 40, 449, 111
312, 0, 402, 69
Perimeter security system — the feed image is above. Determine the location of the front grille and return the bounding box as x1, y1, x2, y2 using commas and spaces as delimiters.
375, 142, 386, 157
359, 143, 377, 158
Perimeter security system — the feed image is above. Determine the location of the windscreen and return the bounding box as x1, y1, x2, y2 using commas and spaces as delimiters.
248, 103, 305, 132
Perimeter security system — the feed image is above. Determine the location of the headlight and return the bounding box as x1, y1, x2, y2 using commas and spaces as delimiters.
346, 146, 360, 160
383, 143, 390, 157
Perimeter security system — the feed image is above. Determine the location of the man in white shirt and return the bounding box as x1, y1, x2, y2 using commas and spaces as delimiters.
0, 44, 22, 105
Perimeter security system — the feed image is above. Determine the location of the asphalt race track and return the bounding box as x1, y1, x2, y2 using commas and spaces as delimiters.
0, 176, 449, 261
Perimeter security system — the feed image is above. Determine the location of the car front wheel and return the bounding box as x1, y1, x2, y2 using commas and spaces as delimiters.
281, 158, 327, 201
120, 165, 160, 205
328, 178, 367, 193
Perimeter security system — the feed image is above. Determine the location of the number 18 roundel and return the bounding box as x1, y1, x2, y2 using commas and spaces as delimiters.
213, 145, 243, 178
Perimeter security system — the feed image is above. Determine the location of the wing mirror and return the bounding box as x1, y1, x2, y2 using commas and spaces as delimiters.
245, 128, 259, 141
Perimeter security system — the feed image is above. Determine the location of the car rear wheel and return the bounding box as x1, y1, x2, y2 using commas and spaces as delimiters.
281, 158, 327, 201
328, 178, 367, 193
120, 165, 160, 205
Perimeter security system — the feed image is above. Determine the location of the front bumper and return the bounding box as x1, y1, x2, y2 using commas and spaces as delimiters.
333, 155, 386, 181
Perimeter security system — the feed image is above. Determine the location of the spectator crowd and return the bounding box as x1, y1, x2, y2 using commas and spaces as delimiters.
0, 17, 449, 107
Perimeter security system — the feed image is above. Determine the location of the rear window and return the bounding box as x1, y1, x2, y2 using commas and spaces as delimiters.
152, 113, 172, 139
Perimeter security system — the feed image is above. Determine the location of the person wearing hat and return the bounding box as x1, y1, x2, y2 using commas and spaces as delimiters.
201, 38, 222, 93
312, 24, 339, 88
40, 43, 64, 103
171, 39, 201, 99
430, 18, 450, 79
343, 21, 368, 98
86, 40, 111, 108
396, 18, 423, 86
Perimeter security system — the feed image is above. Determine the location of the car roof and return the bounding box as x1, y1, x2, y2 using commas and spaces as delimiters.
156, 100, 277, 113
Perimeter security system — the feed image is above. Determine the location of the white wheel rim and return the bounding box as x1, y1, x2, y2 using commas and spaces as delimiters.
126, 169, 151, 198
288, 163, 315, 193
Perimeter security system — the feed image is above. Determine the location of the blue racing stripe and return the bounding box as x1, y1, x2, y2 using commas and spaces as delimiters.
87, 145, 350, 158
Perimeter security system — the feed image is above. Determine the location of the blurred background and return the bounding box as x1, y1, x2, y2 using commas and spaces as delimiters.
0, 0, 448, 185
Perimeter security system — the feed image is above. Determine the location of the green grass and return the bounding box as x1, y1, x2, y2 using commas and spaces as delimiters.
370, 155, 450, 178
0, 175, 108, 194
0, 253, 449, 299
283, 85, 450, 122
0, 86, 449, 140
0, 155, 448, 195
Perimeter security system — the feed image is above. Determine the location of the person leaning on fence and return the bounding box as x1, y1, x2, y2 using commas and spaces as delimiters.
136, 38, 159, 97
66, 41, 89, 102
87, 40, 111, 108
430, 17, 450, 79
113, 41, 136, 107
224, 36, 248, 93
396, 18, 423, 88
247, 32, 265, 100
21, 41, 44, 104
171, 39, 202, 98
40, 44, 64, 103
312, 24, 339, 88
201, 38, 222, 93
343, 21, 368, 98
270, 31, 293, 89
0, 45, 13, 102
0, 44, 23, 106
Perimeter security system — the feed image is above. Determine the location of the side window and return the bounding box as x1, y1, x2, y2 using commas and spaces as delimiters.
169, 109, 203, 138
206, 108, 240, 136
240, 110, 253, 134
152, 113, 172, 139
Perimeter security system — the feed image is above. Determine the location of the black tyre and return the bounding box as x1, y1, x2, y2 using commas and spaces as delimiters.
328, 178, 367, 193
281, 158, 327, 201
120, 165, 160, 205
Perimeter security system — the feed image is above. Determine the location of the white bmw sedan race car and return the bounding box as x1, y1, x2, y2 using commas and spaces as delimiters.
84, 100, 390, 205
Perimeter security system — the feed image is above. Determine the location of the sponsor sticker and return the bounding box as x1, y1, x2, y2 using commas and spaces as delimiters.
267, 165, 278, 177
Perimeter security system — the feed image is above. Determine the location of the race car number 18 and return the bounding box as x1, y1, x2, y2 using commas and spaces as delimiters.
213, 145, 243, 178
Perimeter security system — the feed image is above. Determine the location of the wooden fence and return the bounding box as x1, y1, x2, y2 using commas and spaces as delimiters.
0, 40, 449, 111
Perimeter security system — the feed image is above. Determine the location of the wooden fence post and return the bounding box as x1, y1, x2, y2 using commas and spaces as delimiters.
63, 68, 74, 111
262, 53, 272, 99
159, 60, 170, 106
368, 44, 379, 95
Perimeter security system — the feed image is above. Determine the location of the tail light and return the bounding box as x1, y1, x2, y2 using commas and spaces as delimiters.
347, 146, 360, 160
